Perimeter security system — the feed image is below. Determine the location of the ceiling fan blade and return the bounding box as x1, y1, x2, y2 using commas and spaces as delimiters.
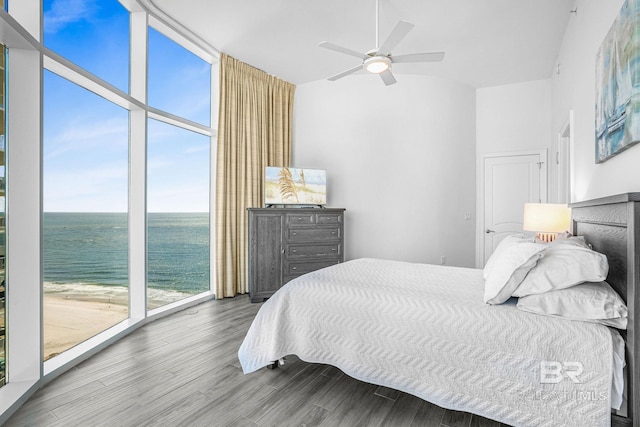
392, 52, 445, 63
376, 20, 415, 56
328, 64, 363, 81
319, 41, 367, 59
379, 69, 397, 86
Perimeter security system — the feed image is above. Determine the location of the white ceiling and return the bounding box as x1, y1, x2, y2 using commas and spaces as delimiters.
150, 0, 576, 88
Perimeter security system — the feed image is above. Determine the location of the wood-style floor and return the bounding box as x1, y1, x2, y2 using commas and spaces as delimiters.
5, 295, 509, 427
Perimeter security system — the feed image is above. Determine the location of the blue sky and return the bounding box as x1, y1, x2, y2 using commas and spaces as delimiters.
42, 0, 211, 213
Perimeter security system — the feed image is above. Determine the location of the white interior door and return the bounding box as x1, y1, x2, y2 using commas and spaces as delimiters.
479, 151, 547, 266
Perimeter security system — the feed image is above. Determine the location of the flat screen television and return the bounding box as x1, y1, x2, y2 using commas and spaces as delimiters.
264, 166, 326, 206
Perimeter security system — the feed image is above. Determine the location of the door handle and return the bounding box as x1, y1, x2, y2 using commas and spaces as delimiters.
485, 229, 495, 234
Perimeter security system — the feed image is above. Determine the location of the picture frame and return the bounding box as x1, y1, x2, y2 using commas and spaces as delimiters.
595, 0, 640, 163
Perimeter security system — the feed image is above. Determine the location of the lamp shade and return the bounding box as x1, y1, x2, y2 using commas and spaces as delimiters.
523, 203, 571, 233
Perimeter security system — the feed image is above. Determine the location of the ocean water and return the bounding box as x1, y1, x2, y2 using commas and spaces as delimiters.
43, 212, 210, 301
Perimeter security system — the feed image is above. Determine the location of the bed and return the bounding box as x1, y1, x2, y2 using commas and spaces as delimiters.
238, 193, 640, 427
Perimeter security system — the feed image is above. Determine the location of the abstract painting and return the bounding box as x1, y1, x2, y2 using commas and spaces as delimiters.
595, 0, 640, 163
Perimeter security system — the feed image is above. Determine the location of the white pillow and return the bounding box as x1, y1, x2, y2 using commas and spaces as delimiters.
483, 239, 545, 305
516, 281, 628, 329
483, 234, 536, 280
512, 241, 608, 297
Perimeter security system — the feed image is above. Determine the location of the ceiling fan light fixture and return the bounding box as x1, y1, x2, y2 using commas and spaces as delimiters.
364, 56, 391, 74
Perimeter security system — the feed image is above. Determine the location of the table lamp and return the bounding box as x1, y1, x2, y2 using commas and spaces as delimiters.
523, 203, 571, 243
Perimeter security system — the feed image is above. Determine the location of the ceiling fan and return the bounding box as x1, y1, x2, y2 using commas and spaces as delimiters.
319, 0, 445, 86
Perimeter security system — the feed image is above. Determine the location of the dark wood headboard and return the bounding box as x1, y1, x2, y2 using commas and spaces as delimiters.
570, 193, 640, 427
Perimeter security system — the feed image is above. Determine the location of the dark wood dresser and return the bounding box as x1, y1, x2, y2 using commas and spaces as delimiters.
247, 207, 345, 303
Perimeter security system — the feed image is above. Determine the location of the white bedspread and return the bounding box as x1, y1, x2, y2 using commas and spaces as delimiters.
238, 258, 623, 427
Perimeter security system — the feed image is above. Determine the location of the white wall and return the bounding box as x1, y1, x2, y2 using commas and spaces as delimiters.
552, 0, 639, 202
292, 74, 476, 267
477, 79, 552, 155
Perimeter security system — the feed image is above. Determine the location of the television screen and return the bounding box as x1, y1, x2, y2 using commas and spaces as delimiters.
264, 167, 326, 206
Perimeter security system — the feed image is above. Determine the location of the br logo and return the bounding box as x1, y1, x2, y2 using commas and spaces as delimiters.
540, 361, 584, 384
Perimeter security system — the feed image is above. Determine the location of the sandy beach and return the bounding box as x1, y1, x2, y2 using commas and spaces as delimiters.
44, 292, 129, 360
43, 284, 194, 360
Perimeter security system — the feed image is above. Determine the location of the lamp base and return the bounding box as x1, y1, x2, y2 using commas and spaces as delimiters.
536, 232, 558, 243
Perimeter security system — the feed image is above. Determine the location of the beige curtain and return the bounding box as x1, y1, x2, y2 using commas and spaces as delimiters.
215, 54, 295, 298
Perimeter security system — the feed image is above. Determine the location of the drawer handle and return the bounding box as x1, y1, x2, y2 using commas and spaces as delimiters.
292, 249, 297, 253
292, 267, 297, 270
331, 249, 336, 251
292, 232, 297, 236
297, 217, 303, 220
331, 232, 336, 235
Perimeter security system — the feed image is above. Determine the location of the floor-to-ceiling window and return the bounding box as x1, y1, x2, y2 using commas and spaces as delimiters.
146, 26, 211, 310
0, 0, 217, 415
38, 1, 214, 356
41, 0, 130, 361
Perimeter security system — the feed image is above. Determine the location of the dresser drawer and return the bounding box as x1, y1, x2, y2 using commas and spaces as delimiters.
286, 243, 342, 259
285, 213, 315, 226
286, 227, 341, 242
317, 213, 342, 225
284, 259, 341, 276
